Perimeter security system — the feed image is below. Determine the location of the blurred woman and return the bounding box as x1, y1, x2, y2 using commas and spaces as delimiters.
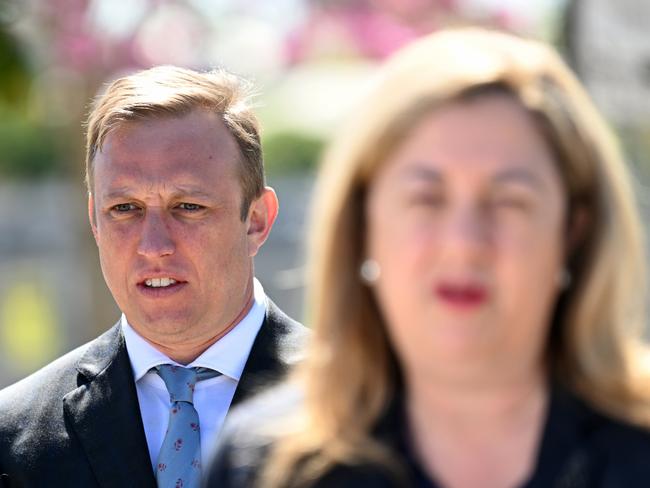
206, 28, 650, 487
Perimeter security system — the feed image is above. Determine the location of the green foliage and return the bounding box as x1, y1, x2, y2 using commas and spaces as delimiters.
0, 25, 65, 179
0, 112, 63, 179
263, 131, 324, 175
0, 25, 31, 110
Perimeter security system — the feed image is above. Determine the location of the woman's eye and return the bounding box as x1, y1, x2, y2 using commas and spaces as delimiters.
409, 193, 445, 207
178, 203, 203, 211
492, 197, 530, 211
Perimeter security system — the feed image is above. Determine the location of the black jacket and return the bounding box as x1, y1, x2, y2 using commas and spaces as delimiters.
0, 300, 308, 488
205, 383, 650, 487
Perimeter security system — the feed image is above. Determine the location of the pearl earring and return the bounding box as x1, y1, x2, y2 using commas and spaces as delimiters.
359, 259, 381, 284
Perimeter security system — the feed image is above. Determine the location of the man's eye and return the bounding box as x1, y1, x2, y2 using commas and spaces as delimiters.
178, 203, 204, 211
111, 203, 138, 212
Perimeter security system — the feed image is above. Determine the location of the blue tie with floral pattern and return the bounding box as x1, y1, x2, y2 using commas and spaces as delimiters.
155, 364, 220, 488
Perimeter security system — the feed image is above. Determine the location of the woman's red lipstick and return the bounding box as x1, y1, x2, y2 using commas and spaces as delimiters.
436, 283, 487, 309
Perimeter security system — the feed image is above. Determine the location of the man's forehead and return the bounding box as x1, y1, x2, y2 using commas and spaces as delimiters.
93, 146, 240, 198
90, 109, 243, 197
100, 110, 228, 144
94, 116, 238, 166
93, 156, 239, 189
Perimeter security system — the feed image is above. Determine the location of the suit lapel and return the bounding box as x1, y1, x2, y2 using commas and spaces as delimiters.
231, 300, 308, 407
63, 324, 156, 488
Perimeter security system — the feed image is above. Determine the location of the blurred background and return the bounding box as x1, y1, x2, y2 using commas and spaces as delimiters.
0, 0, 648, 387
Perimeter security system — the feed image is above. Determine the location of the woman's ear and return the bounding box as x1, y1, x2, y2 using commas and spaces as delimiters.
566, 205, 590, 256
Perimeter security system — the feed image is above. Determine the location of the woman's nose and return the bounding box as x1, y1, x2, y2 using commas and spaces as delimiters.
439, 204, 491, 260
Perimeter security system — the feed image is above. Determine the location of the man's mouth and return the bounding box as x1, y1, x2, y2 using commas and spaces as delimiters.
143, 277, 178, 288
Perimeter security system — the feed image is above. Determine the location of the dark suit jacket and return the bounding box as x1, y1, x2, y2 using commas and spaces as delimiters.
0, 300, 308, 488
205, 383, 650, 488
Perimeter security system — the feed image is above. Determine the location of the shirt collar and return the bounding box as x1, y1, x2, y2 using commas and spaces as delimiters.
122, 278, 267, 382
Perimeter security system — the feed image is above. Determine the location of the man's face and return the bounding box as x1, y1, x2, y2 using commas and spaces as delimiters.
89, 110, 275, 347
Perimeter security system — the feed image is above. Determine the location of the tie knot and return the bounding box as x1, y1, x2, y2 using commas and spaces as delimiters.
156, 365, 198, 404
154, 365, 221, 404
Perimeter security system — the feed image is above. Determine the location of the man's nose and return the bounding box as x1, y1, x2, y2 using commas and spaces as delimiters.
137, 210, 175, 258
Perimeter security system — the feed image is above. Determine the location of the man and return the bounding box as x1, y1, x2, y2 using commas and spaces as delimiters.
0, 66, 308, 487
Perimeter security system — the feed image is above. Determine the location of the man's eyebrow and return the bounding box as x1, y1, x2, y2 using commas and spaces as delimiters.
102, 187, 133, 200
101, 185, 214, 201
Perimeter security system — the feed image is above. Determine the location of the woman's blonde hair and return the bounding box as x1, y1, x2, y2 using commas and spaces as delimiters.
266, 27, 650, 486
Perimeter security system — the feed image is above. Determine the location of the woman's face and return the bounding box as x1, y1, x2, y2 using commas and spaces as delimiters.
365, 94, 568, 384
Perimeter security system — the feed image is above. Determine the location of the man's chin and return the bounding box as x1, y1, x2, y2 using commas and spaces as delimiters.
128, 311, 196, 341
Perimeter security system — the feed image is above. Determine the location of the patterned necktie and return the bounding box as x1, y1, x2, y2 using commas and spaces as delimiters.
154, 364, 220, 488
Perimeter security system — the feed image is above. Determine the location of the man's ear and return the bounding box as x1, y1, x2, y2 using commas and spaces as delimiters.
246, 187, 279, 257
88, 192, 99, 244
